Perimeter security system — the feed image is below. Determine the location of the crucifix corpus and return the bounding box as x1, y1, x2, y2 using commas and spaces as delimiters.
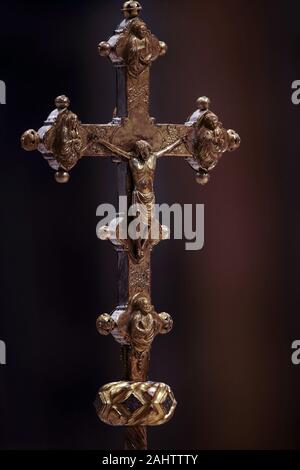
21, 1, 241, 450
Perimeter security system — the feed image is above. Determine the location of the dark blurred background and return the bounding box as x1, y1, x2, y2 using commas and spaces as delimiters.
0, 0, 300, 450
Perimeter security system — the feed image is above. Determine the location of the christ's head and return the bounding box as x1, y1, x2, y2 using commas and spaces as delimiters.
135, 140, 152, 161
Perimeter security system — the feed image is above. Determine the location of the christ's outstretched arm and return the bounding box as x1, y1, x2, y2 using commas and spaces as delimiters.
156, 139, 182, 158
98, 139, 133, 160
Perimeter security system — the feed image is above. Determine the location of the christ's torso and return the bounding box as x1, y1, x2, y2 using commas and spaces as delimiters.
129, 155, 156, 195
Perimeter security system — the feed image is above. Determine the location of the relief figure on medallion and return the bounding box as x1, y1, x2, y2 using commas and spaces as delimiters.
52, 110, 83, 171
126, 21, 152, 78
118, 294, 173, 380
185, 96, 241, 185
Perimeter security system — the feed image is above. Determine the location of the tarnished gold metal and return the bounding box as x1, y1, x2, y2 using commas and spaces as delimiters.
54, 170, 70, 184
185, 98, 241, 185
97, 137, 180, 261
95, 381, 177, 427
21, 2, 240, 451
96, 313, 116, 336
97, 294, 173, 381
21, 129, 40, 151
122, 1, 142, 18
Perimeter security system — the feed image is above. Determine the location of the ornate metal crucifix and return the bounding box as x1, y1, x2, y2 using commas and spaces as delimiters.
21, 1, 240, 450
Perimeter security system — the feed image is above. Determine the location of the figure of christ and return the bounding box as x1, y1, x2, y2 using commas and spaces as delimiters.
98, 137, 181, 260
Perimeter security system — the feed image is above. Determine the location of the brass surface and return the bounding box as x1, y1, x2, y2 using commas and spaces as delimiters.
185, 99, 241, 184
21, 129, 40, 151
21, 1, 241, 450
98, 294, 173, 381
122, 1, 142, 18
95, 381, 177, 427
54, 170, 70, 184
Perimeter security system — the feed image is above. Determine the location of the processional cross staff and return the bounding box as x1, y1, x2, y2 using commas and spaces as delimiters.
21, 1, 240, 451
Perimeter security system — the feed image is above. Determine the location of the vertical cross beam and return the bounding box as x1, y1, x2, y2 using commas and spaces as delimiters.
97, 7, 169, 447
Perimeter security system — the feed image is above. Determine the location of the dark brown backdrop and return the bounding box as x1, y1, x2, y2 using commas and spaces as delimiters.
0, 0, 300, 450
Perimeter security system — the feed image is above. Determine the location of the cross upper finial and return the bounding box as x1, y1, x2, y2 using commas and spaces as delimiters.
98, 1, 166, 124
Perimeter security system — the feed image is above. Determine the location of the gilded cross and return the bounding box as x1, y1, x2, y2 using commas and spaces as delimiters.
21, 1, 240, 450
